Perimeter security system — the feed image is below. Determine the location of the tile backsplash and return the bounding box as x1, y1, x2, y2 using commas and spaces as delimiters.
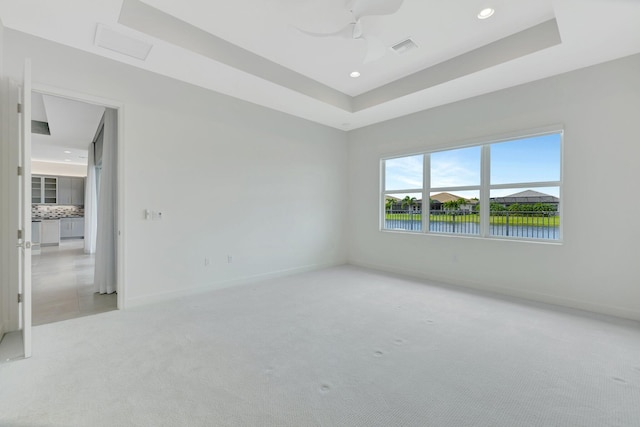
32, 204, 84, 219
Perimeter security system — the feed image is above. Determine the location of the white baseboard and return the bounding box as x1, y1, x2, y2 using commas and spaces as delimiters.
349, 259, 640, 322
124, 260, 347, 309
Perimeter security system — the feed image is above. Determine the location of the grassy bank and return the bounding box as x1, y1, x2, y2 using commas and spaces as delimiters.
385, 213, 560, 227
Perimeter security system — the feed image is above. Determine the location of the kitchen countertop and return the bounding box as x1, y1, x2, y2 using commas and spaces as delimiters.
32, 216, 84, 222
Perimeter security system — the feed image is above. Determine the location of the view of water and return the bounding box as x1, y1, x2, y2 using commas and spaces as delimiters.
384, 220, 559, 240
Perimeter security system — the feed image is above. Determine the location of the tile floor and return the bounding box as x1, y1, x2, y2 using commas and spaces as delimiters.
32, 239, 117, 326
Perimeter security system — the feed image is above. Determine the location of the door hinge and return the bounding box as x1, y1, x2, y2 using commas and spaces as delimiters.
18, 293, 23, 303
17, 166, 23, 176
17, 103, 22, 113
18, 229, 23, 240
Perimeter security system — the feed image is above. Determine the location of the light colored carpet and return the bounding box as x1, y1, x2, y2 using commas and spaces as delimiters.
1, 266, 639, 426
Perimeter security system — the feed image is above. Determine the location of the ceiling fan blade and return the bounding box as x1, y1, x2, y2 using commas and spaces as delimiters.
296, 23, 355, 39
351, 0, 404, 20
352, 19, 364, 39
361, 33, 389, 63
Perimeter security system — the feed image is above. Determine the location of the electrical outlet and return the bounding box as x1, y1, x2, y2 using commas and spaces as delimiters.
227, 255, 233, 263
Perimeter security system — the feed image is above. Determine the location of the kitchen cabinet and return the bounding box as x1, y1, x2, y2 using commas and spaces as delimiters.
72, 178, 84, 205
32, 175, 84, 205
31, 176, 57, 204
60, 217, 85, 239
31, 177, 42, 204
41, 219, 60, 246
31, 221, 41, 244
31, 221, 42, 255
57, 177, 85, 205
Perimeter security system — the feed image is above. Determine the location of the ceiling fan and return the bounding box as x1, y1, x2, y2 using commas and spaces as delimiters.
298, 0, 405, 63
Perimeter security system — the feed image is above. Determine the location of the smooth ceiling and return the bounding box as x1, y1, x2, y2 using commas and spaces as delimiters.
31, 93, 105, 165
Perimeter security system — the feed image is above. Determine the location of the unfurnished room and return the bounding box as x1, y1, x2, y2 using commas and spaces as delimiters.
0, 1, 639, 426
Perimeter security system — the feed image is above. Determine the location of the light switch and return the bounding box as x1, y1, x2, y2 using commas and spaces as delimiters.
145, 209, 163, 220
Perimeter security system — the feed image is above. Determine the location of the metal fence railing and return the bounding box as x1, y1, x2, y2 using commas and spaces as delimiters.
384, 209, 559, 240
384, 210, 423, 231
487, 210, 559, 239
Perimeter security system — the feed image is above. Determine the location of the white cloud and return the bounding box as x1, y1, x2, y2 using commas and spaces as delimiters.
431, 160, 479, 188
385, 155, 423, 190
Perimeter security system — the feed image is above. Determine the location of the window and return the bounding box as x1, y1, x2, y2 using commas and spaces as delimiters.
383, 154, 423, 231
430, 146, 481, 236
381, 131, 562, 241
489, 134, 561, 239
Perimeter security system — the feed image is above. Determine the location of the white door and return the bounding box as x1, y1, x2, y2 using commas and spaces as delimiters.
17, 59, 32, 358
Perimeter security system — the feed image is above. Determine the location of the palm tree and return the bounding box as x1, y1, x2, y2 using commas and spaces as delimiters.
401, 196, 417, 212
442, 198, 467, 232
443, 198, 461, 211
401, 196, 418, 230
385, 198, 395, 214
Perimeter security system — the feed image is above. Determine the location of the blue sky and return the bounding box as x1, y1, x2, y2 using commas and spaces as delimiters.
431, 146, 480, 188
491, 134, 561, 186
384, 154, 423, 191
385, 133, 561, 198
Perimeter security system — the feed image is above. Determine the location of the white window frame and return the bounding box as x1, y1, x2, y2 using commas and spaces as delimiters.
380, 154, 425, 232
381, 129, 563, 242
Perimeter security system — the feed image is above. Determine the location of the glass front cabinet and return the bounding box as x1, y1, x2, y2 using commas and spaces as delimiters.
32, 176, 58, 204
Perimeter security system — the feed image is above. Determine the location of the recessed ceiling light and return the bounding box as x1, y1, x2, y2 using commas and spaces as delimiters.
64, 150, 72, 154
350, 71, 361, 78
478, 8, 495, 19
64, 159, 72, 162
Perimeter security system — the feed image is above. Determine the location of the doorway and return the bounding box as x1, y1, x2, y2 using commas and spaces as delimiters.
30, 91, 118, 325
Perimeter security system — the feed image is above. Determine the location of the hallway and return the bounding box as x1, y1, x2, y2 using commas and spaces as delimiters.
32, 239, 116, 325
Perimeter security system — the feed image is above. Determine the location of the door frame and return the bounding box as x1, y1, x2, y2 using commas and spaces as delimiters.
20, 59, 32, 357
5, 79, 22, 334
31, 83, 126, 310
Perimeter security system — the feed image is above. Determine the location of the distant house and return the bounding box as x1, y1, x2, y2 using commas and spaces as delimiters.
430, 192, 463, 205
430, 192, 478, 212
491, 190, 559, 209
386, 192, 484, 213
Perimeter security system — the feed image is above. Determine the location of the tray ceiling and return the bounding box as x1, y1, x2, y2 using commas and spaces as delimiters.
1, 0, 639, 130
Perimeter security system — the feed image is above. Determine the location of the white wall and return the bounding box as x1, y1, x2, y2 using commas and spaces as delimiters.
31, 161, 86, 177
3, 27, 638, 327
2, 29, 348, 308
0, 17, 6, 338
348, 54, 640, 321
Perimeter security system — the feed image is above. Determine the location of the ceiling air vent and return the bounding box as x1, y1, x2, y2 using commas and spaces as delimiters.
32, 121, 50, 135
391, 38, 418, 55
95, 24, 153, 61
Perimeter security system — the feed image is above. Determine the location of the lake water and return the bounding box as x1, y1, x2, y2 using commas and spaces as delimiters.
384, 220, 559, 240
